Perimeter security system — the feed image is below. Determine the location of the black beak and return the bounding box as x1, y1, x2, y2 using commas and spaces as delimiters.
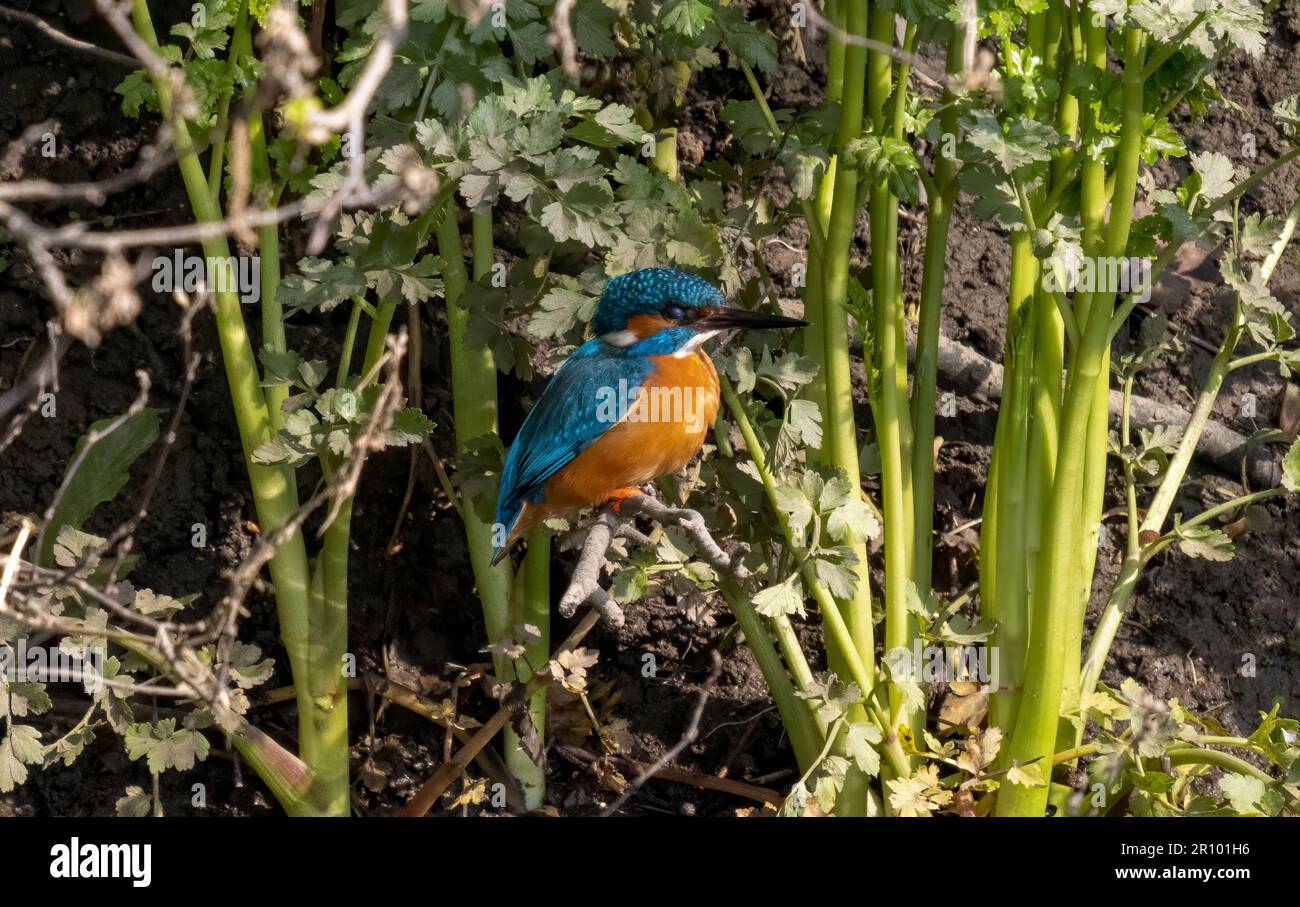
695, 306, 808, 331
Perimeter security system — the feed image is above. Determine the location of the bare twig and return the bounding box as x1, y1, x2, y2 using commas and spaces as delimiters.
549, 0, 578, 78
0, 3, 139, 68
558, 744, 783, 807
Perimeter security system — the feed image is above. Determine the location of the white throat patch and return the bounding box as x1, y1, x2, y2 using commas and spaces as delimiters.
602, 330, 639, 347
672, 330, 718, 357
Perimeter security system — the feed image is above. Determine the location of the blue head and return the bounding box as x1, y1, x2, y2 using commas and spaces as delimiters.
593, 268, 806, 356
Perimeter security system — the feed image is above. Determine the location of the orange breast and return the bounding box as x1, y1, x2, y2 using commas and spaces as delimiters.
543, 350, 720, 510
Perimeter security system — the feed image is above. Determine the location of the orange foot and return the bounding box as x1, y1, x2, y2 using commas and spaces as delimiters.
604, 487, 644, 514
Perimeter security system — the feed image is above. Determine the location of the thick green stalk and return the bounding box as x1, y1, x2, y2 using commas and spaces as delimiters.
865, 6, 923, 743
818, 1, 875, 671
986, 236, 1036, 737
909, 29, 965, 592
509, 531, 550, 809
129, 0, 321, 800
825, 0, 846, 101
474, 209, 545, 806
1023, 286, 1061, 676
305, 545, 349, 815
998, 24, 1146, 816
226, 9, 289, 430
439, 207, 512, 640
1070, 6, 1118, 715
440, 205, 542, 805
301, 292, 405, 818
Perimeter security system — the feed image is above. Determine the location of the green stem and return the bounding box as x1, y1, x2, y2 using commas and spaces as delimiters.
336, 297, 364, 386
306, 536, 349, 816
228, 9, 288, 430
130, 0, 321, 805
1165, 748, 1275, 785
509, 530, 550, 809
998, 23, 1147, 817
440, 203, 541, 803
910, 28, 965, 593
817, 0, 875, 682
986, 238, 1035, 737
720, 581, 823, 771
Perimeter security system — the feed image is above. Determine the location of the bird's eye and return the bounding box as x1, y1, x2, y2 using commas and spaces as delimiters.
664, 304, 687, 321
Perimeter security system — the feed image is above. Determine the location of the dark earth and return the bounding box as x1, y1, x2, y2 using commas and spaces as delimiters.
0, 0, 1298, 816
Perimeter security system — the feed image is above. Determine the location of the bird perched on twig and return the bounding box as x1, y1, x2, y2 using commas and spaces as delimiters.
492, 268, 806, 565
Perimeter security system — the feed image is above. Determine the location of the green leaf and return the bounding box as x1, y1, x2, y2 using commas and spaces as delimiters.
825, 491, 880, 543
170, 0, 234, 59
132, 588, 195, 617
508, 21, 551, 65
1282, 437, 1300, 492
845, 134, 921, 204
1140, 115, 1187, 164
224, 642, 275, 689
752, 580, 805, 618
115, 785, 154, 818
813, 554, 859, 600
659, 0, 713, 37
1217, 772, 1267, 814
1274, 94, 1300, 138
755, 348, 819, 391
0, 682, 51, 719
1190, 150, 1237, 202
124, 719, 211, 774
844, 722, 883, 776
1202, 0, 1267, 59
115, 71, 157, 118
7, 724, 42, 764
279, 258, 367, 315
568, 104, 649, 148
528, 283, 598, 338
773, 477, 815, 540
714, 3, 778, 73
41, 408, 160, 566
385, 407, 436, 446
1240, 213, 1285, 260
572, 0, 619, 57
963, 111, 1057, 174
0, 725, 42, 792
1174, 520, 1234, 561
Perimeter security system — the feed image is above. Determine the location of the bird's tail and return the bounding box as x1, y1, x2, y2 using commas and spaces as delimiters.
490, 505, 535, 566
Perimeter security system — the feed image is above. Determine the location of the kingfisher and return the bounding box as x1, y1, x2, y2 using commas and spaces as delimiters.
492, 268, 806, 566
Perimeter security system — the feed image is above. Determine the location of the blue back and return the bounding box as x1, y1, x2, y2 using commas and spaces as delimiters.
494, 338, 653, 544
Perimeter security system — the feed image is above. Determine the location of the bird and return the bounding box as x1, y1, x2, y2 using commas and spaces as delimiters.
491, 267, 806, 566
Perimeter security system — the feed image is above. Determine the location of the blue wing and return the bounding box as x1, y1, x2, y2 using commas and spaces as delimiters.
494, 339, 652, 547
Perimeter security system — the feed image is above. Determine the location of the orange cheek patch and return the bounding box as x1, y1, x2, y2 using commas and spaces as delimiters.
626, 314, 674, 339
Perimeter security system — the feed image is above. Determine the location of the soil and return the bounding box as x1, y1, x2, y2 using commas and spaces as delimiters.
1, 0, 1298, 816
